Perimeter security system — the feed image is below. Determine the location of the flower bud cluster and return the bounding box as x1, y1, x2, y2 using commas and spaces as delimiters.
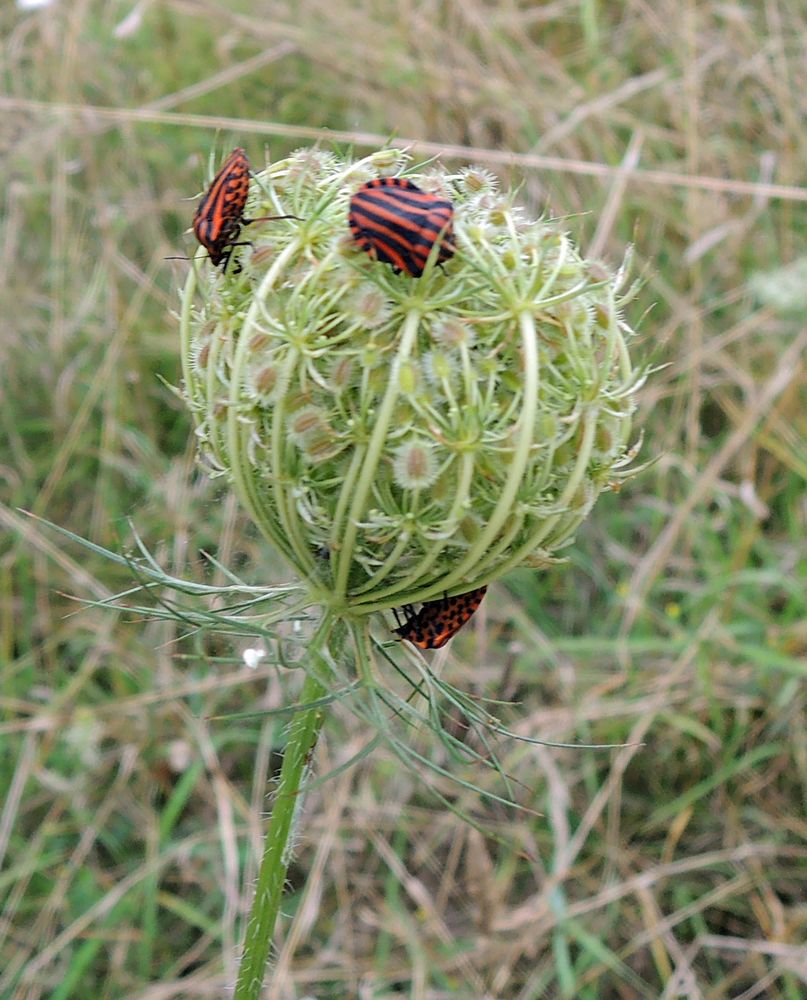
179, 148, 644, 614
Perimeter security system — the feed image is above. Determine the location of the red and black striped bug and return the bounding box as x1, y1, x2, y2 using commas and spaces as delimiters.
393, 586, 487, 649
349, 177, 455, 278
193, 147, 297, 271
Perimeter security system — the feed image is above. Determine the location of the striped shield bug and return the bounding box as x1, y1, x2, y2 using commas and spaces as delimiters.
192, 147, 298, 271
348, 177, 455, 278
393, 586, 487, 649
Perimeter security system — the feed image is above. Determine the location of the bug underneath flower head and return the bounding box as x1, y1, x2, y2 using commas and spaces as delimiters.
179, 147, 645, 618
393, 586, 488, 649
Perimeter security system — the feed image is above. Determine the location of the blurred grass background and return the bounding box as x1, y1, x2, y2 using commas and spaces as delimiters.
2, 1, 807, 997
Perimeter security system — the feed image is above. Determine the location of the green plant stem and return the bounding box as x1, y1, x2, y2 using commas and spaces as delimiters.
334, 306, 422, 598
233, 613, 333, 1000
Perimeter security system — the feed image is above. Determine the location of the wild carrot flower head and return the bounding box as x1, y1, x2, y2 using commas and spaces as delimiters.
179, 148, 644, 616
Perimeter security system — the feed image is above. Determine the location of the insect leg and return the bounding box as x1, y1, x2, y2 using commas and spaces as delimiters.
242, 214, 303, 225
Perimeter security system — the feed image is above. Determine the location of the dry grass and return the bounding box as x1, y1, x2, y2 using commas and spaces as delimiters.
1, 0, 806, 997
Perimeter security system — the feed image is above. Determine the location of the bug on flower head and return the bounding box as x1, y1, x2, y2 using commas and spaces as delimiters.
349, 177, 455, 278
193, 147, 298, 271
393, 586, 487, 649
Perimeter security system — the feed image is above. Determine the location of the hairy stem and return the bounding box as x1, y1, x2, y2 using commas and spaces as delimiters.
233, 613, 333, 1000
